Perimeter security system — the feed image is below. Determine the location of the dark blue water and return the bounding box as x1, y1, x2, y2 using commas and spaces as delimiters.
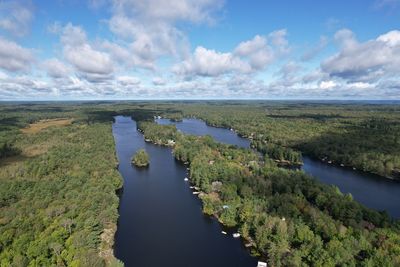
157, 118, 400, 219
112, 116, 257, 267
157, 118, 250, 148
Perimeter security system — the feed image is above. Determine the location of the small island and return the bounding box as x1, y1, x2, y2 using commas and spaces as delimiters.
131, 149, 150, 167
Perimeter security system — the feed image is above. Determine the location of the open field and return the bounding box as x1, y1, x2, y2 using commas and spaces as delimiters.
21, 118, 73, 134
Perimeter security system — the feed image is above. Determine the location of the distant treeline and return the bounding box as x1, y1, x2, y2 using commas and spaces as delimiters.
168, 103, 400, 179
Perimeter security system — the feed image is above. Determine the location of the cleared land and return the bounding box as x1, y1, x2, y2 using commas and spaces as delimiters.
21, 118, 73, 134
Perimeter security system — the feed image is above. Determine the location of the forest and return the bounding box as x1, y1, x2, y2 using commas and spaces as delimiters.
138, 119, 400, 266
0, 104, 123, 266
161, 102, 400, 179
1, 101, 400, 266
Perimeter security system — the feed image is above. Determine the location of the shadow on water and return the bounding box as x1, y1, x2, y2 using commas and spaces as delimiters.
112, 116, 256, 267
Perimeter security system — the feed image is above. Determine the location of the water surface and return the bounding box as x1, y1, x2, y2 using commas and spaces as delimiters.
157, 118, 400, 218
113, 116, 257, 267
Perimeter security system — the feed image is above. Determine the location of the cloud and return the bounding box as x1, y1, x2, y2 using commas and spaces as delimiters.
42, 58, 71, 78
117, 75, 141, 86
101, 40, 156, 69
111, 0, 223, 24
60, 24, 114, 79
347, 82, 373, 89
174, 46, 251, 76
321, 29, 400, 82
152, 77, 167, 86
107, 0, 224, 67
0, 37, 34, 72
234, 35, 274, 69
0, 0, 34, 37
301, 36, 329, 61
319, 80, 337, 89
268, 29, 290, 55
174, 31, 289, 77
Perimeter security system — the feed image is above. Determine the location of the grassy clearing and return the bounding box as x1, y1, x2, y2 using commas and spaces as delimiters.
21, 118, 73, 134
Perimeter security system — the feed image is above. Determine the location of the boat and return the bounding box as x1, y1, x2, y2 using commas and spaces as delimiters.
184, 177, 189, 181
233, 233, 240, 238
257, 261, 267, 267
193, 191, 200, 195
221, 231, 227, 235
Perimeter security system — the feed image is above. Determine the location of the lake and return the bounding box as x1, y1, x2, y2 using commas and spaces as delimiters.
157, 118, 400, 219
112, 116, 257, 267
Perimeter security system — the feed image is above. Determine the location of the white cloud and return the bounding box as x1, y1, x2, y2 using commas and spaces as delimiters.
377, 30, 400, 46
101, 40, 156, 70
111, 0, 223, 24
0, 37, 34, 72
301, 36, 329, 61
117, 75, 141, 86
0, 0, 34, 37
60, 24, 114, 79
64, 44, 113, 75
42, 58, 71, 78
269, 29, 290, 55
319, 80, 337, 89
348, 82, 372, 89
174, 46, 251, 76
234, 35, 274, 69
152, 77, 167, 86
108, 0, 224, 67
321, 29, 400, 82
174, 31, 289, 77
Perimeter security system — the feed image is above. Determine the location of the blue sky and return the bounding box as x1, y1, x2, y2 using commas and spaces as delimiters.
0, 0, 399, 100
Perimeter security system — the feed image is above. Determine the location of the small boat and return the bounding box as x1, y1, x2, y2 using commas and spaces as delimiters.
233, 233, 240, 238
257, 261, 267, 267
221, 231, 227, 235
184, 177, 189, 181
340, 164, 344, 167
193, 191, 200, 195
189, 186, 194, 189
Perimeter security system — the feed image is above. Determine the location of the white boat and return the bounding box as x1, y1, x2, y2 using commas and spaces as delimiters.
221, 231, 227, 235
184, 177, 189, 181
193, 191, 200, 195
257, 261, 267, 267
233, 233, 240, 238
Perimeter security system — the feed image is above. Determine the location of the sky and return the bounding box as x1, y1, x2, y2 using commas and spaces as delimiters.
0, 0, 400, 100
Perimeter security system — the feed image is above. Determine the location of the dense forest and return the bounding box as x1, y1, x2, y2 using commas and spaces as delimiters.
138, 119, 400, 266
1, 101, 400, 266
0, 104, 123, 266
160, 102, 400, 179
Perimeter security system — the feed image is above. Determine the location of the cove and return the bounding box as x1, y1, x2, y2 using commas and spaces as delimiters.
157, 118, 400, 219
112, 116, 257, 267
